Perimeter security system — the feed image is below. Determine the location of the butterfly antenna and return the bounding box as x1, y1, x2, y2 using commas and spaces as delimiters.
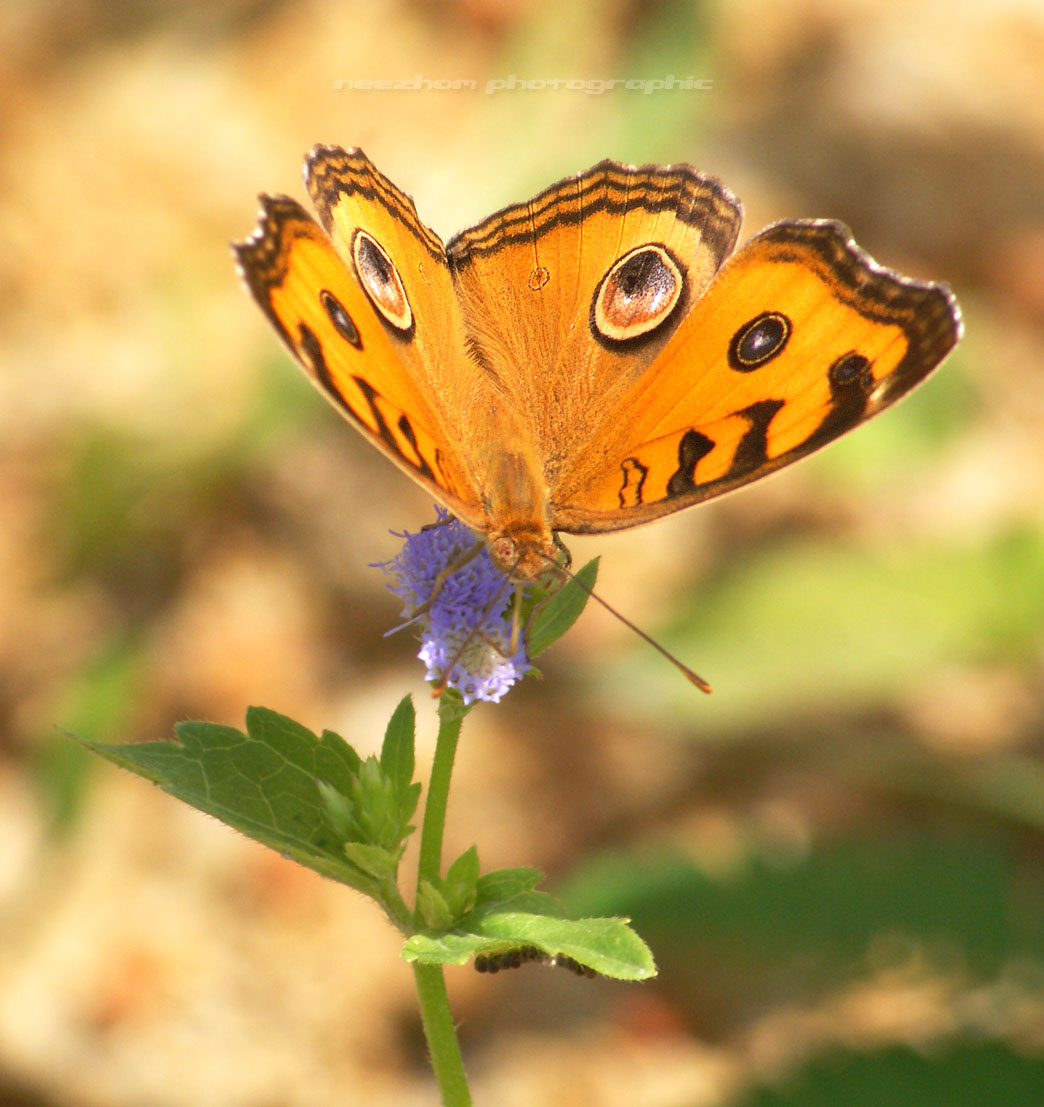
543, 554, 712, 694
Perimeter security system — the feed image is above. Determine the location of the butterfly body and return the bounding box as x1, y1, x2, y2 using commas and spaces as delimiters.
235, 148, 961, 579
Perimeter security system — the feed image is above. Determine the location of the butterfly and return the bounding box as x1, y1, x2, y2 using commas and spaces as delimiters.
234, 147, 962, 582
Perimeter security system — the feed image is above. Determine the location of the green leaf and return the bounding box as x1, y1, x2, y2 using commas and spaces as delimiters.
380, 696, 415, 795
416, 880, 455, 930
480, 889, 563, 916
316, 779, 353, 838
342, 841, 401, 882
350, 756, 415, 850
319, 728, 361, 780
528, 557, 598, 657
470, 865, 563, 919
474, 866, 545, 906
75, 707, 389, 899
441, 845, 480, 917
402, 910, 655, 981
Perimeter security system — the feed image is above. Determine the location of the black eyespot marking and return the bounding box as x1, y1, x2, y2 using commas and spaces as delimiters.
728, 311, 792, 371
829, 351, 872, 391
806, 354, 875, 447
617, 252, 664, 295
319, 290, 362, 348
352, 229, 414, 337
591, 243, 686, 347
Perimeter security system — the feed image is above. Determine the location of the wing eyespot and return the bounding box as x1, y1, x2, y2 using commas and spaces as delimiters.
590, 243, 685, 347
352, 229, 414, 337
319, 290, 363, 349
829, 351, 873, 392
728, 311, 792, 371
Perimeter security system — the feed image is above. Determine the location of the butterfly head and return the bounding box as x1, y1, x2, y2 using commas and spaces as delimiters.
487, 528, 559, 582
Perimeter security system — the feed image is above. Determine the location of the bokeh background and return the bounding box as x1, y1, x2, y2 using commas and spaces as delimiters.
2, 1, 1043, 1104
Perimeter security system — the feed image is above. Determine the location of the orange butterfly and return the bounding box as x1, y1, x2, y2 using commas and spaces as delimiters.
235, 147, 962, 582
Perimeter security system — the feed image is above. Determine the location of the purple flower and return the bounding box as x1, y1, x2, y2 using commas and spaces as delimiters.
375, 510, 532, 705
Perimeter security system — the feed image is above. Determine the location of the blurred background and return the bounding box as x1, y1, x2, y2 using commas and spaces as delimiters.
2, 1, 1043, 1104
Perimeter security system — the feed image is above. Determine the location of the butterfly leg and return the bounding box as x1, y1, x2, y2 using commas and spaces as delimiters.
429, 576, 517, 700
419, 513, 457, 533
508, 582, 524, 654
407, 538, 485, 622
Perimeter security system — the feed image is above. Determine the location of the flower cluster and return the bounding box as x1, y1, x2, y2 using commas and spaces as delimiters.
375, 511, 531, 705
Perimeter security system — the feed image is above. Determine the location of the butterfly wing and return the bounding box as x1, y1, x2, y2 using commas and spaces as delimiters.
237, 153, 962, 561
234, 150, 489, 528
447, 160, 743, 492
547, 219, 962, 532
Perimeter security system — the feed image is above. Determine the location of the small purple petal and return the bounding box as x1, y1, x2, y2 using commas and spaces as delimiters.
376, 509, 532, 705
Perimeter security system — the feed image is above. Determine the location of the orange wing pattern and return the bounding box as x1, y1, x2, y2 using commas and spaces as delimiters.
551, 220, 962, 532
446, 161, 742, 472
235, 149, 962, 577
234, 194, 478, 518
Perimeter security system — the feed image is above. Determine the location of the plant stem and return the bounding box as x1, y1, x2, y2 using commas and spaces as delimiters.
412, 963, 472, 1107
412, 698, 470, 1105
415, 699, 464, 902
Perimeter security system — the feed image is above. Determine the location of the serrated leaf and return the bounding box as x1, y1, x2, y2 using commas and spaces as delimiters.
446, 844, 480, 890
474, 866, 545, 906
343, 841, 400, 881
403, 910, 655, 981
380, 696, 415, 795
443, 845, 480, 917
318, 728, 361, 782
316, 779, 353, 839
350, 756, 404, 849
73, 707, 381, 895
476, 911, 654, 979
473, 889, 564, 918
528, 558, 598, 657
416, 880, 455, 930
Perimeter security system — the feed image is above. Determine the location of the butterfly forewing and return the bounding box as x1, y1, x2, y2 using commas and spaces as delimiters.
234, 193, 481, 519
447, 161, 743, 482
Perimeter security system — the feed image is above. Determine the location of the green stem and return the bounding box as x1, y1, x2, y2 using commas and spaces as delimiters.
412, 697, 470, 1105
415, 699, 464, 900
412, 963, 472, 1107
